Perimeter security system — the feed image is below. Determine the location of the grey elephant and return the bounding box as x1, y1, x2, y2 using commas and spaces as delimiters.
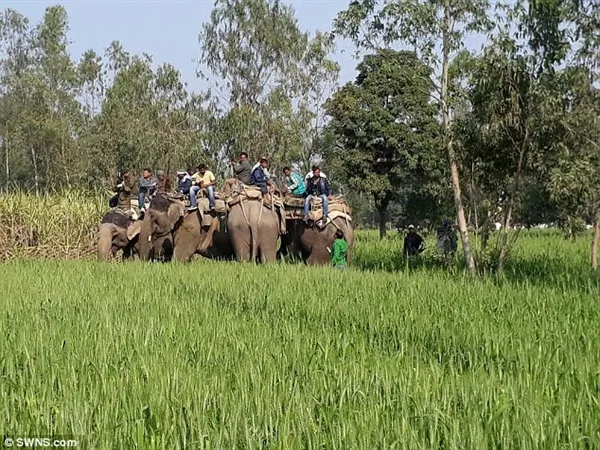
281, 217, 354, 265
97, 211, 142, 260
227, 194, 283, 263
137, 194, 233, 262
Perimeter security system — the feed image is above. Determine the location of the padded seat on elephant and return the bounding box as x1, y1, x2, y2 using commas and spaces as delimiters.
284, 195, 352, 222
178, 193, 227, 215
226, 185, 284, 210
226, 185, 287, 234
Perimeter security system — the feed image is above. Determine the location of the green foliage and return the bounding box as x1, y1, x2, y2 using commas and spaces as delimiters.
324, 49, 442, 233
198, 0, 339, 171
1, 232, 599, 447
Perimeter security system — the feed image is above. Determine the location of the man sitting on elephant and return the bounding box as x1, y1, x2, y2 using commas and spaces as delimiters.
193, 163, 217, 212
156, 170, 172, 194
250, 157, 271, 194
138, 168, 157, 212
304, 166, 332, 226
225, 152, 253, 195
114, 169, 136, 211
283, 167, 306, 198
177, 169, 196, 210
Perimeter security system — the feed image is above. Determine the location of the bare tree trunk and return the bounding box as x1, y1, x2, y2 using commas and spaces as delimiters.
377, 205, 387, 239
592, 206, 600, 272
442, 0, 475, 274
498, 140, 527, 272
31, 146, 40, 196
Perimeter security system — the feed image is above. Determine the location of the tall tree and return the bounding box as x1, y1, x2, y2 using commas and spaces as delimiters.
198, 0, 339, 170
324, 49, 441, 238
333, 0, 494, 273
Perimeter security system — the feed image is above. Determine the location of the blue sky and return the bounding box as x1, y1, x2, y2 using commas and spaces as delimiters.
2, 0, 363, 91
3, 0, 486, 92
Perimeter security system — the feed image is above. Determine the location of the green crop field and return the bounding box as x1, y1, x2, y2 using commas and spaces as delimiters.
1, 226, 599, 449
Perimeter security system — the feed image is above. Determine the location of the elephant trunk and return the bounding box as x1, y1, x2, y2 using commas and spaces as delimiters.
98, 224, 116, 260
138, 217, 153, 261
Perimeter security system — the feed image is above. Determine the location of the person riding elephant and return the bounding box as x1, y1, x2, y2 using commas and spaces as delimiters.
110, 169, 136, 212
137, 194, 233, 262
227, 190, 282, 262
97, 210, 142, 260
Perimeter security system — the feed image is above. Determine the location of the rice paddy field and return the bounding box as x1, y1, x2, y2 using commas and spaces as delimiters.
1, 193, 600, 448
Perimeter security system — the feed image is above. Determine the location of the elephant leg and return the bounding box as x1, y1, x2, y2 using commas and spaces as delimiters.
122, 244, 133, 261
234, 241, 252, 261
259, 243, 278, 263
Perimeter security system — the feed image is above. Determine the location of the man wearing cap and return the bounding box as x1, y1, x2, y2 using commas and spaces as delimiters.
249, 157, 271, 194
114, 169, 136, 211
403, 225, 425, 257
156, 170, 172, 194
177, 169, 196, 210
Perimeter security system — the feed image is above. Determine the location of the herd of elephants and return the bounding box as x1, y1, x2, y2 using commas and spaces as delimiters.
97, 186, 354, 265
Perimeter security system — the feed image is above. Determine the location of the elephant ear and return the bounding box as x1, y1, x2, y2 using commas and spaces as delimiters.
167, 201, 185, 229
126, 221, 142, 241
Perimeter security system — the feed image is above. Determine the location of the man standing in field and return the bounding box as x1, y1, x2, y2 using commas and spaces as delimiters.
436, 219, 458, 257
282, 167, 306, 197
404, 225, 425, 257
330, 229, 348, 269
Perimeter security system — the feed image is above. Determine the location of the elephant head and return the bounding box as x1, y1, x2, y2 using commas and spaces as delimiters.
138, 194, 185, 261
98, 211, 142, 260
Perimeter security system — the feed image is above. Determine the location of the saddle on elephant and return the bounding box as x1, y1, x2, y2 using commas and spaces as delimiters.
178, 190, 228, 215
226, 185, 287, 234
283, 195, 352, 224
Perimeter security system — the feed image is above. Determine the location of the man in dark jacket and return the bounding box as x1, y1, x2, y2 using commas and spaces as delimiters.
138, 168, 157, 212
404, 225, 425, 256
436, 219, 458, 255
114, 169, 136, 210
304, 166, 332, 224
249, 157, 270, 194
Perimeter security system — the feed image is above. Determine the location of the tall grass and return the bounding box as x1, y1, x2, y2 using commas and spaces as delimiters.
1, 234, 599, 448
0, 190, 105, 260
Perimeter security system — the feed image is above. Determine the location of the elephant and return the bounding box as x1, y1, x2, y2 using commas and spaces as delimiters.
227, 199, 282, 262
97, 211, 142, 261
281, 216, 354, 266
137, 194, 233, 262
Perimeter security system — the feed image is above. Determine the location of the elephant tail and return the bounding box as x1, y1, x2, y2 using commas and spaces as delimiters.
250, 221, 259, 263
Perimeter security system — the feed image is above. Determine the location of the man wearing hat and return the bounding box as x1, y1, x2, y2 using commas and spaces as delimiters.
113, 169, 136, 211
403, 224, 425, 257
156, 170, 172, 194
177, 168, 196, 210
